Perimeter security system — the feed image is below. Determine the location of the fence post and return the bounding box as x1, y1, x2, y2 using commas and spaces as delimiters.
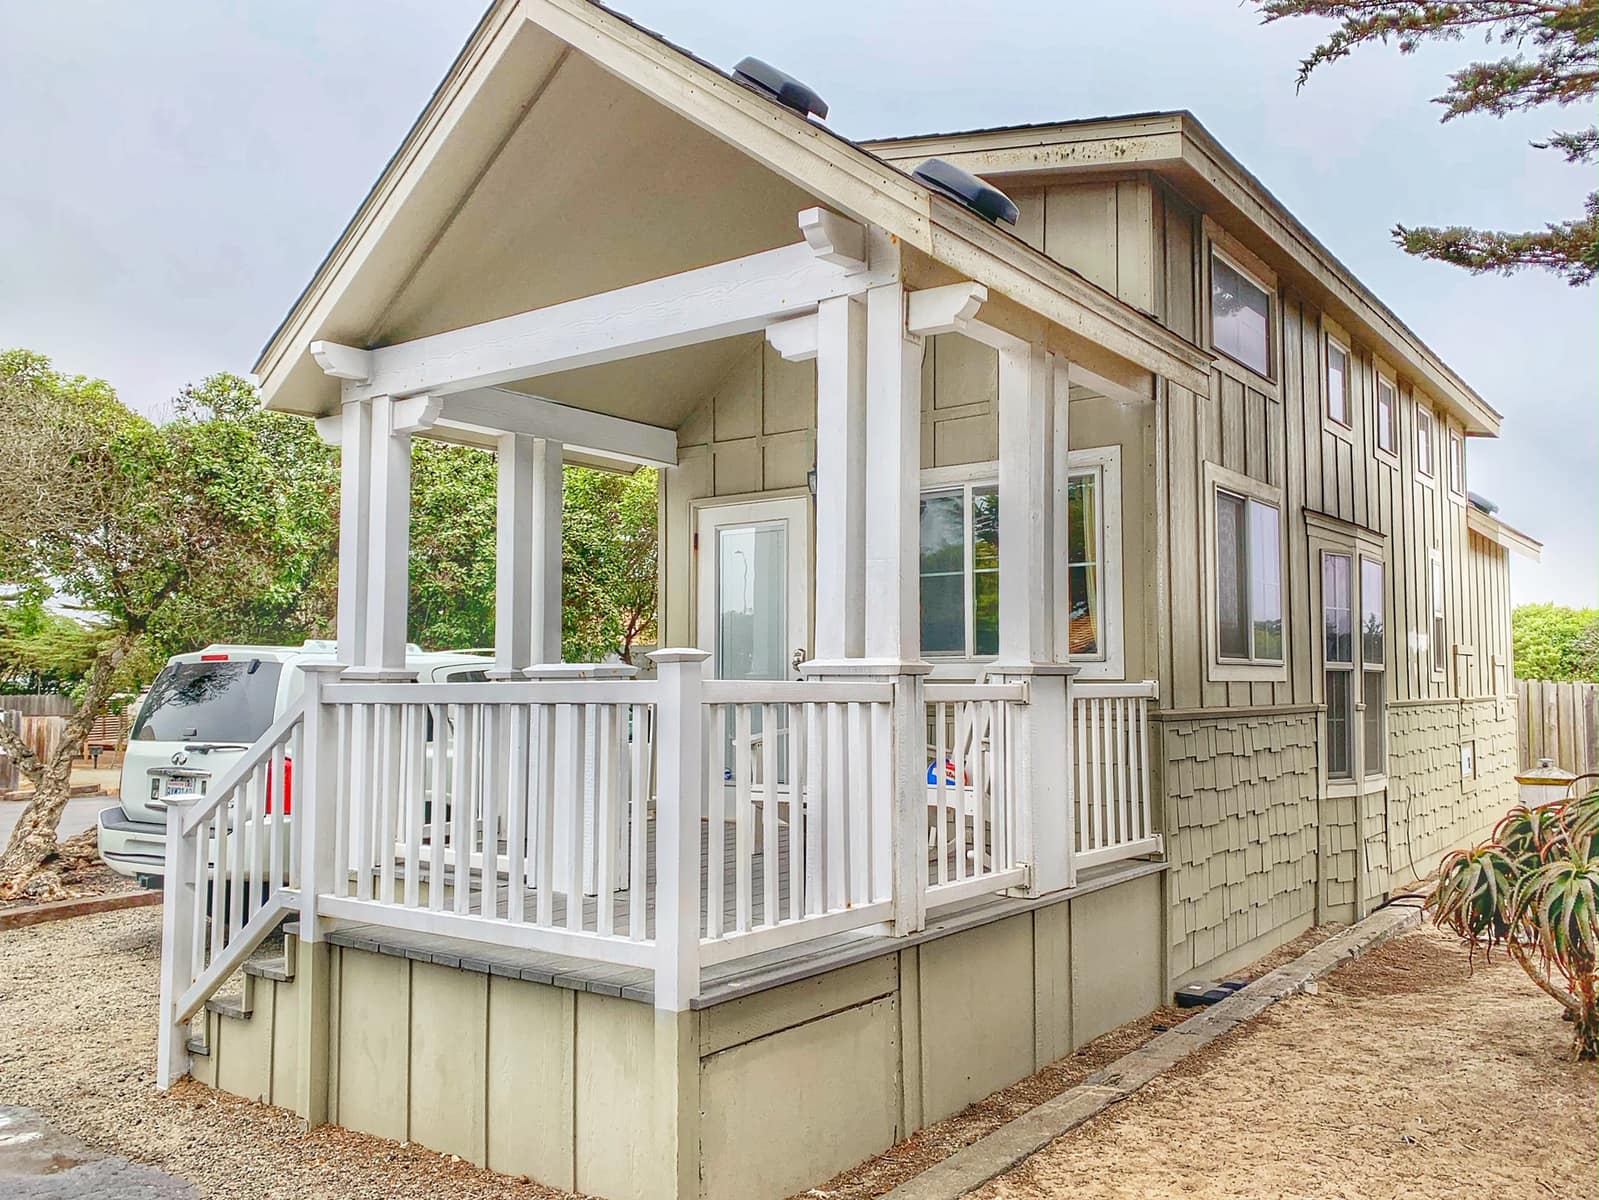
293, 663, 343, 1128
155, 793, 202, 1090
650, 649, 708, 1011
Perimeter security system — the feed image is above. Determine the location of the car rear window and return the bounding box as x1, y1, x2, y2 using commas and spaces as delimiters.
131, 660, 284, 744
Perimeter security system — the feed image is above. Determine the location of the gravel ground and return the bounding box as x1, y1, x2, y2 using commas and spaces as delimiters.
0, 907, 580, 1200
972, 923, 1597, 1200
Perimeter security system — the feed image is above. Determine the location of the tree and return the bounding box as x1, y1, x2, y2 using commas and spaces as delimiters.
1255, 0, 1599, 284
0, 354, 338, 897
0, 592, 106, 695
562, 466, 658, 663
1513, 603, 1599, 680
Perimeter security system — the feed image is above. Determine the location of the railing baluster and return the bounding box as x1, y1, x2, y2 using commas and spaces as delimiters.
733, 704, 753, 933
805, 702, 824, 916
934, 701, 949, 886
480, 705, 502, 920
952, 701, 969, 883
870, 698, 892, 903
786, 702, 803, 923
1138, 694, 1152, 841
506, 704, 530, 924
451, 704, 473, 916
564, 704, 587, 933
535, 704, 556, 927
596, 704, 618, 937
760, 703, 779, 927
970, 703, 987, 879
825, 703, 847, 911
628, 704, 649, 941
377, 707, 397, 905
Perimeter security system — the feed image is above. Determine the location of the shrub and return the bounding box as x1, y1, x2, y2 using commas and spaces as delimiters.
1430, 792, 1599, 1060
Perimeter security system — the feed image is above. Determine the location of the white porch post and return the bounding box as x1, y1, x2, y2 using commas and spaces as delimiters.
994, 346, 1075, 895
864, 281, 929, 934
334, 396, 373, 667
495, 433, 564, 676
651, 648, 708, 1010
353, 395, 416, 679
811, 295, 867, 662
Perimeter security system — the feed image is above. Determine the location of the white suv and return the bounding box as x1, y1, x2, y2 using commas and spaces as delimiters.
97, 640, 490, 883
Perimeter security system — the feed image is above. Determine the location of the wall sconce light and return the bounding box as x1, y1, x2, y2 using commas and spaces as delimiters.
807, 467, 817, 495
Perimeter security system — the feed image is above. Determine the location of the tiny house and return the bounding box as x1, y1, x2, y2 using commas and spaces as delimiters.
154, 4, 1539, 1198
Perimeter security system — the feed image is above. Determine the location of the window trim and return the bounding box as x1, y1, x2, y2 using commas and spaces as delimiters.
1063, 446, 1125, 681
1374, 373, 1399, 462
1447, 426, 1467, 501
1323, 333, 1354, 438
1202, 219, 1279, 394
1202, 462, 1288, 683
1306, 514, 1388, 786
1415, 404, 1437, 486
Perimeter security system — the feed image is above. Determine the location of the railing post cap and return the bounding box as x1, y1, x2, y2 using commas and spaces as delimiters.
648, 648, 712, 665
298, 662, 349, 676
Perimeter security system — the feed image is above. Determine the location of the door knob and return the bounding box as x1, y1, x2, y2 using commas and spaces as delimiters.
791, 647, 807, 674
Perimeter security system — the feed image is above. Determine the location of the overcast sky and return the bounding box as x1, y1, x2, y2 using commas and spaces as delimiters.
1, 0, 1593, 605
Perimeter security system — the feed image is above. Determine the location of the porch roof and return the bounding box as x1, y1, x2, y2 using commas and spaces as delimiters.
253, 0, 1211, 422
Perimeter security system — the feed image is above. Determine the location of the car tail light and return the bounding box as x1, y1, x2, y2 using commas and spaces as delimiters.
266, 758, 292, 815
200, 653, 229, 661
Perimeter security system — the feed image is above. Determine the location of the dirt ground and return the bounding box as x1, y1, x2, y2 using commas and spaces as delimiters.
0, 906, 575, 1200
973, 923, 1597, 1200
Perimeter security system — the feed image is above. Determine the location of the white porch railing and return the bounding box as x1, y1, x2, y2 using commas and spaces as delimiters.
1071, 680, 1162, 869
156, 706, 302, 1087
156, 655, 1175, 1084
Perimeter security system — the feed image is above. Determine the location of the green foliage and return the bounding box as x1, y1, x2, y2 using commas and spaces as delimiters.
562, 466, 658, 663
1512, 603, 1599, 681
408, 442, 498, 653
1255, 0, 1599, 284
0, 593, 107, 694
1428, 791, 1599, 1058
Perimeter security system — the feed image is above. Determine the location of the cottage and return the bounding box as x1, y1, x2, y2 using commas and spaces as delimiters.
154, 3, 1541, 1198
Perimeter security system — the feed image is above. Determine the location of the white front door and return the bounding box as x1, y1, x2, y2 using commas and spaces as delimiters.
696, 497, 811, 792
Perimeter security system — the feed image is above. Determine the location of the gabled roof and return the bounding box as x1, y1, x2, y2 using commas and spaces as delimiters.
255, 0, 1210, 418
865, 113, 1502, 436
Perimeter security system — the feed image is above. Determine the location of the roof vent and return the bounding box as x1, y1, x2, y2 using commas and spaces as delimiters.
912, 158, 1019, 227
732, 57, 828, 120
1468, 491, 1499, 515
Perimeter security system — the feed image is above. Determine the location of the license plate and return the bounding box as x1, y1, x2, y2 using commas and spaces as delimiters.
164, 777, 197, 797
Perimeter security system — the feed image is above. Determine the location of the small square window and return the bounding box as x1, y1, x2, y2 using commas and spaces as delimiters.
1376, 378, 1396, 455
1210, 251, 1272, 378
1326, 341, 1351, 428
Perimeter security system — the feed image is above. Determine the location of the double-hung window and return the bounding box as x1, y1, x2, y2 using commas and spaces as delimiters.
919, 481, 999, 659
1448, 428, 1466, 498
1416, 407, 1436, 480
1320, 545, 1386, 781
1208, 465, 1284, 676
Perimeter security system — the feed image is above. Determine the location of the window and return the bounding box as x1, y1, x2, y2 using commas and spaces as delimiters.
1326, 340, 1351, 428
1375, 377, 1396, 455
1214, 485, 1283, 666
1448, 428, 1466, 497
1066, 471, 1100, 657
1322, 553, 1386, 781
1361, 557, 1386, 777
1416, 407, 1436, 479
1430, 550, 1447, 677
1210, 250, 1272, 377
919, 482, 998, 658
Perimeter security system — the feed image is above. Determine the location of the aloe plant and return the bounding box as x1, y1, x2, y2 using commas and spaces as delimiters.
1429, 792, 1599, 1061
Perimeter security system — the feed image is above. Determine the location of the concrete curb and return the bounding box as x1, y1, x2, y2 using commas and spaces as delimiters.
0, 888, 162, 932
881, 902, 1424, 1200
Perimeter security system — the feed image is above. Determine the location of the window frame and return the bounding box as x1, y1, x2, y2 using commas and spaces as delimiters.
1202, 218, 1280, 394
1374, 373, 1399, 461
1062, 446, 1125, 680
918, 466, 999, 662
1324, 334, 1354, 435
1415, 404, 1437, 485
1202, 462, 1288, 683
1447, 426, 1467, 501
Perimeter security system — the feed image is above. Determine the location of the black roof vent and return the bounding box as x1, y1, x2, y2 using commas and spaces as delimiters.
912, 158, 1019, 227
732, 57, 828, 120
1468, 491, 1499, 515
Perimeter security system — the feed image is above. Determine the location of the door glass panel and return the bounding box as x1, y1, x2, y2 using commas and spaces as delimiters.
919, 492, 965, 653
717, 522, 787, 783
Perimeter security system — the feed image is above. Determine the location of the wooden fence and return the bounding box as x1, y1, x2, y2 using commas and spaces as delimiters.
1516, 679, 1599, 778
